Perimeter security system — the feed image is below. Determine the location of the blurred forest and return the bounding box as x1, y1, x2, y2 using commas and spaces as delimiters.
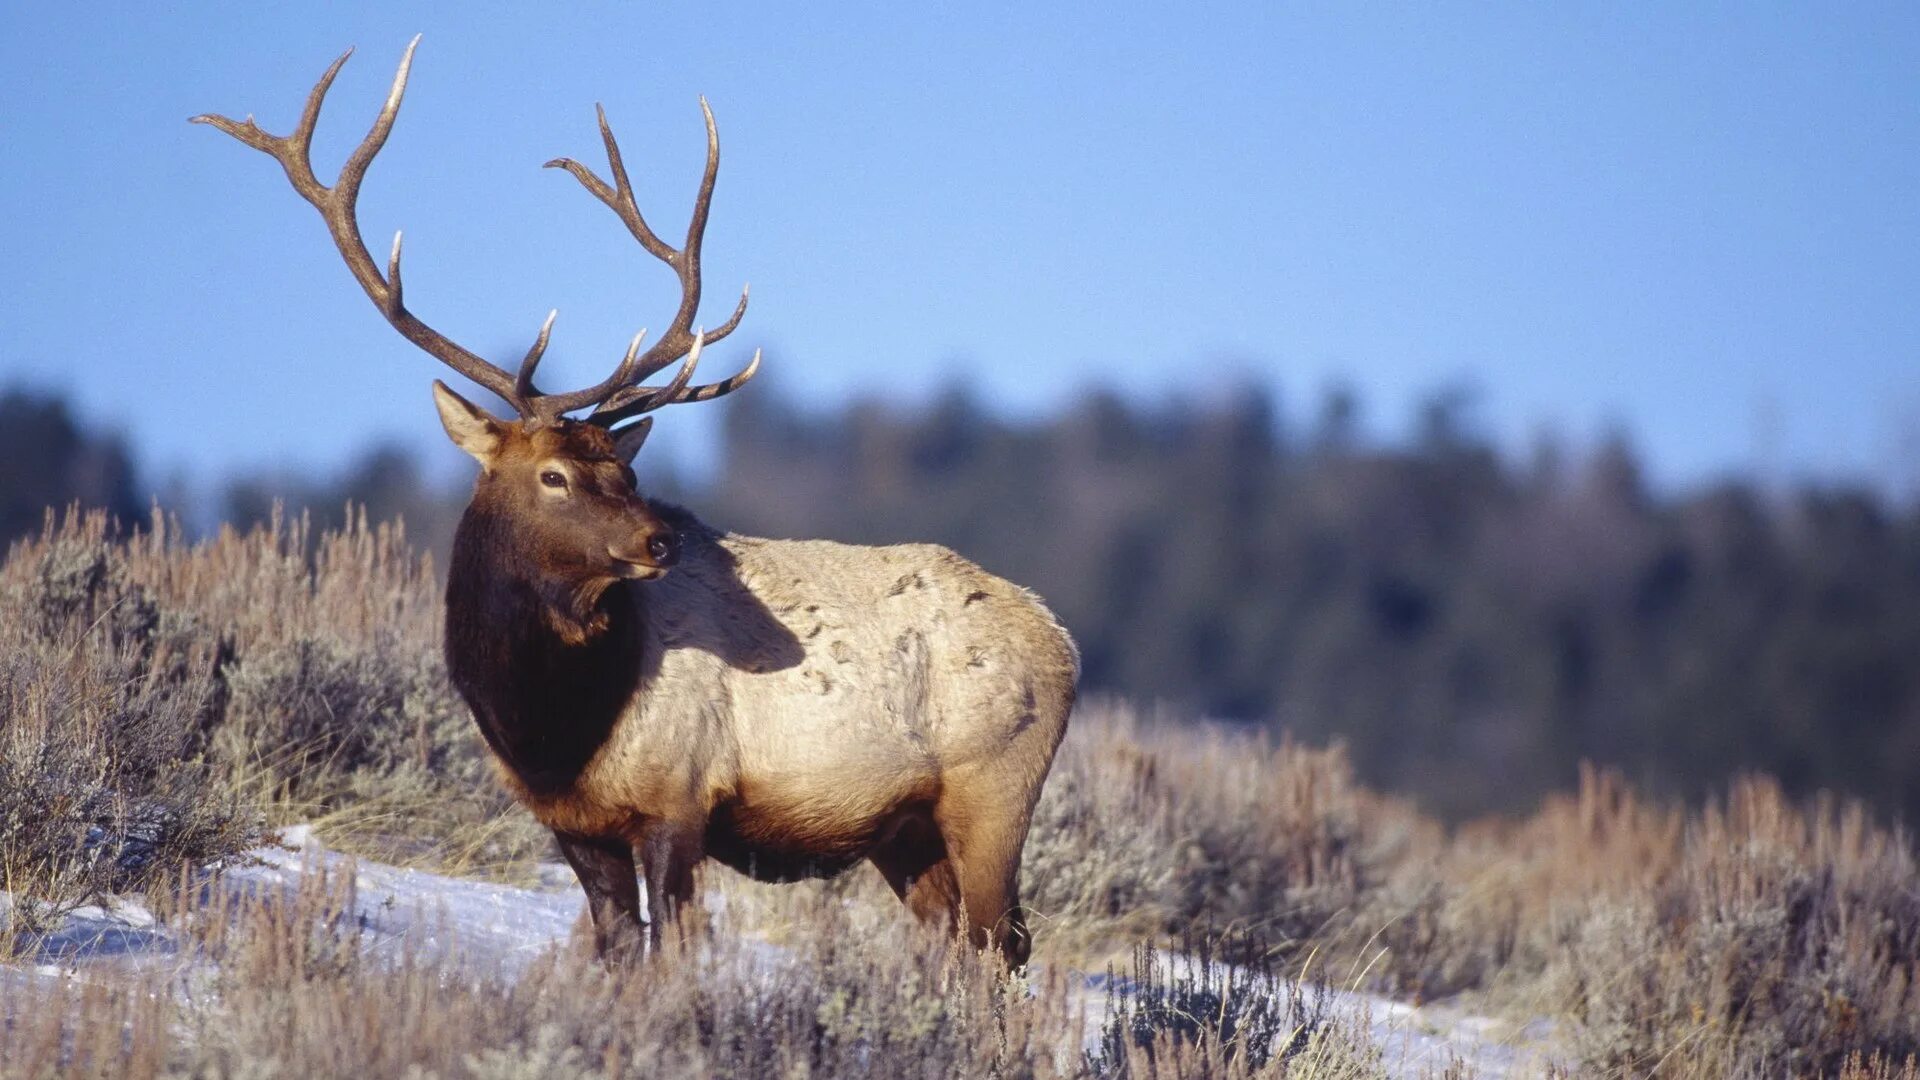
5, 381, 1917, 821
0, 389, 141, 543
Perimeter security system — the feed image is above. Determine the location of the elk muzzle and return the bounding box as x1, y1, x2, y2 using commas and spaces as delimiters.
609, 525, 678, 578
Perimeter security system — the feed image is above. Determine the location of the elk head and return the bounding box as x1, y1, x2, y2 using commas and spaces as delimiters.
193, 36, 758, 592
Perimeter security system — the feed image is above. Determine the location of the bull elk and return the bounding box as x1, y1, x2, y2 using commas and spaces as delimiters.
193, 38, 1078, 966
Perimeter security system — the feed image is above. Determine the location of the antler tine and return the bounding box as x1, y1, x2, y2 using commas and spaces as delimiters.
193, 36, 527, 413
654, 330, 705, 400
592, 332, 704, 422
190, 49, 349, 194
526, 327, 655, 421
336, 37, 414, 215
585, 330, 705, 423
677, 348, 761, 404
591, 346, 762, 428
290, 50, 351, 172
683, 100, 720, 261
515, 310, 559, 402
387, 230, 406, 311
622, 97, 725, 382
701, 282, 752, 347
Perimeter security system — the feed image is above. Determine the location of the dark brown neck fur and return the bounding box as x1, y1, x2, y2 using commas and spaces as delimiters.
443, 502, 645, 797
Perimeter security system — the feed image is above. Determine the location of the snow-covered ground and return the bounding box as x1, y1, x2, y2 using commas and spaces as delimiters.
4, 830, 1559, 1078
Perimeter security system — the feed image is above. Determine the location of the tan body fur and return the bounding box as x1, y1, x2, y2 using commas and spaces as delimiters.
511, 514, 1078, 959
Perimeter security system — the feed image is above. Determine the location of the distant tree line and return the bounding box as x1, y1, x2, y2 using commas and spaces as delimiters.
8, 380, 1918, 821
0, 388, 140, 543
703, 384, 1920, 820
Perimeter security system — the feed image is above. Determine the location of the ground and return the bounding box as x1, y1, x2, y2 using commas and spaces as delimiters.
3, 826, 1562, 1078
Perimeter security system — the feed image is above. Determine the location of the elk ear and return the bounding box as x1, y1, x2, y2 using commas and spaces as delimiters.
432, 381, 505, 467
612, 418, 654, 464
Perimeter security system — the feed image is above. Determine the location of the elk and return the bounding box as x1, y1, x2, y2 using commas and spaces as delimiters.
194, 38, 1078, 966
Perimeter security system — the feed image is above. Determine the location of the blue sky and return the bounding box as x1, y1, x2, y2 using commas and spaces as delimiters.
3, 3, 1916, 492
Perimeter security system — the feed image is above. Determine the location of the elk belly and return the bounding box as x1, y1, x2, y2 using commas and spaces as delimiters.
701, 774, 936, 883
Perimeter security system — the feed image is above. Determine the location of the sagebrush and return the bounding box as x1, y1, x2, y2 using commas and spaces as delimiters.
2, 507, 1917, 1076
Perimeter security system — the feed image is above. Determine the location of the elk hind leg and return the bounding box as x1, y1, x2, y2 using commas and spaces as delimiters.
936, 785, 1036, 968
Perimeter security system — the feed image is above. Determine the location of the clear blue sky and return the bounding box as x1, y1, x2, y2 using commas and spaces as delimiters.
3, 3, 1916, 492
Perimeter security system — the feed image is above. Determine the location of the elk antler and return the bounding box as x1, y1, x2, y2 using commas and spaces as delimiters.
544, 98, 756, 428
192, 36, 759, 429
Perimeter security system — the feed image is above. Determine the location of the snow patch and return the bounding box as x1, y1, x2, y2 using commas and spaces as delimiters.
4, 839, 1557, 1077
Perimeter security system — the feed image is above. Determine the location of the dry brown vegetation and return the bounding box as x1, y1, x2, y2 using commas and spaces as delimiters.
2, 508, 1918, 1077
2, 865, 1395, 1080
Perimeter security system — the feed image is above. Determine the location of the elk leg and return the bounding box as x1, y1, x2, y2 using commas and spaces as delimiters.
937, 791, 1036, 968
638, 820, 703, 948
555, 831, 644, 963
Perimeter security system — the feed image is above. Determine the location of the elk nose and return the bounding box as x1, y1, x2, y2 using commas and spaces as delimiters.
646, 529, 679, 567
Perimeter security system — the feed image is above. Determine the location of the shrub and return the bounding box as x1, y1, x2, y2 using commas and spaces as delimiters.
0, 505, 528, 947
1084, 937, 1378, 1078
1546, 777, 1920, 1077
1023, 701, 1430, 974
0, 514, 256, 943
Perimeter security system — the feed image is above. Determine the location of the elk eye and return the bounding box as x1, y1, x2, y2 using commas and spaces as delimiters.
539, 470, 568, 490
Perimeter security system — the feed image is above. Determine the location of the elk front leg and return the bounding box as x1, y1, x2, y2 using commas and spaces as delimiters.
555, 831, 644, 963
638, 819, 704, 948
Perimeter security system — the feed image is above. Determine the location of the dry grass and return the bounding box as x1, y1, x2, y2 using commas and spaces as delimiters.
0, 511, 258, 943
1029, 705, 1360, 944
3, 507, 1919, 1076
1031, 701, 1920, 1076
0, 507, 548, 904
1539, 775, 1920, 1076
0, 863, 1388, 1079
